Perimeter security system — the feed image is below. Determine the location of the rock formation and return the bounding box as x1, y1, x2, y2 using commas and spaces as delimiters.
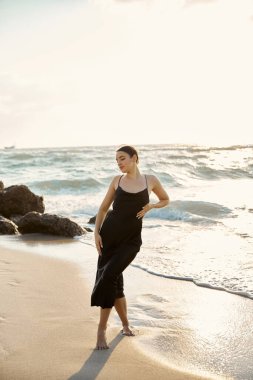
0, 184, 45, 218
0, 181, 88, 237
18, 212, 86, 238
0, 216, 19, 235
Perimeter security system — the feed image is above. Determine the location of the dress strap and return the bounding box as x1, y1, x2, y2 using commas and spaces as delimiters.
144, 175, 148, 189
118, 175, 124, 187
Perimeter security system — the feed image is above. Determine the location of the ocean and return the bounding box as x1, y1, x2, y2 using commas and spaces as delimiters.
1, 144, 253, 301
1, 143, 253, 379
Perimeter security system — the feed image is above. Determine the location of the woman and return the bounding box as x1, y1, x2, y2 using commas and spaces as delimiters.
91, 145, 169, 350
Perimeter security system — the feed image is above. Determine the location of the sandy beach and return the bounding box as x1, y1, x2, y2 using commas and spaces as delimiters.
0, 243, 207, 380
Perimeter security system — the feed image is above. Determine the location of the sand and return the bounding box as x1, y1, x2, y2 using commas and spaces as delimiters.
0, 245, 206, 380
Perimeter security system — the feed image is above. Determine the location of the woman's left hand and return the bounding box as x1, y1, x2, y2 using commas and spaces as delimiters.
136, 203, 153, 219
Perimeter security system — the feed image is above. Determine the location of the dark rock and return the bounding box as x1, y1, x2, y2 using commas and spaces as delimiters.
0, 216, 19, 235
18, 212, 86, 238
84, 227, 93, 232
0, 181, 4, 191
88, 215, 96, 224
88, 210, 112, 225
0, 185, 45, 218
9, 215, 23, 225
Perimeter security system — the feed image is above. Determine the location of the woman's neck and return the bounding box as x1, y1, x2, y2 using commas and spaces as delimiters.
125, 167, 141, 179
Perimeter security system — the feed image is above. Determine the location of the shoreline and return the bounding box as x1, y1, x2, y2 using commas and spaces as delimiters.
2, 234, 253, 303
0, 243, 207, 380
131, 263, 253, 301
1, 235, 253, 379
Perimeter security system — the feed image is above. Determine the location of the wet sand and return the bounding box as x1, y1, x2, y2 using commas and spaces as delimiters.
0, 244, 206, 380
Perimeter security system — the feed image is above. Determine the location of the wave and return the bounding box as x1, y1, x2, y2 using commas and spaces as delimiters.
192, 166, 253, 180
139, 143, 253, 152
130, 264, 253, 301
170, 200, 232, 218
1, 145, 253, 185
5, 153, 35, 160
145, 200, 231, 224
29, 178, 103, 194
149, 169, 181, 186
1, 148, 105, 166
186, 144, 253, 153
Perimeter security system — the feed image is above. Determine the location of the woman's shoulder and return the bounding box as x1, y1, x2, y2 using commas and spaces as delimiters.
111, 175, 123, 188
145, 174, 158, 184
113, 174, 123, 182
145, 174, 162, 190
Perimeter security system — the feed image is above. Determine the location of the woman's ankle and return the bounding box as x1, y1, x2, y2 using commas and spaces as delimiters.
98, 323, 107, 331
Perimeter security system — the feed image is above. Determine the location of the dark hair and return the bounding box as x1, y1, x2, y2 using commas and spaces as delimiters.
116, 145, 139, 164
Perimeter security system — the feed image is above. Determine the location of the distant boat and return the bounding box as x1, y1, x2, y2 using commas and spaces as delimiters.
4, 145, 15, 150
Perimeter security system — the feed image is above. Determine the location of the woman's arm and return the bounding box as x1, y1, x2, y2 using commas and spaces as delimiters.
94, 176, 118, 255
149, 175, 170, 208
136, 175, 169, 219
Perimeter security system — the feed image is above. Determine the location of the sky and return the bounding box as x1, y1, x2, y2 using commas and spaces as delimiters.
0, 0, 253, 148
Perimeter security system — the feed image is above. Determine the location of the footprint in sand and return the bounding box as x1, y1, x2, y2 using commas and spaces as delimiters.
8, 278, 21, 287
0, 259, 11, 265
0, 316, 6, 323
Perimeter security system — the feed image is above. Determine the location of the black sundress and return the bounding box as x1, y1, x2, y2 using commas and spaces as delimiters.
91, 175, 149, 308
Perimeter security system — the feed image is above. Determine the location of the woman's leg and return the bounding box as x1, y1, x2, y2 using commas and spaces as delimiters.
96, 307, 112, 350
93, 248, 139, 347
114, 297, 135, 336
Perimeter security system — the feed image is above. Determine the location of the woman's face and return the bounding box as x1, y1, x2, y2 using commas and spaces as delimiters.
116, 151, 136, 173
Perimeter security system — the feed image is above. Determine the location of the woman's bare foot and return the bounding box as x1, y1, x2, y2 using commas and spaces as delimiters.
96, 327, 109, 350
121, 325, 135, 336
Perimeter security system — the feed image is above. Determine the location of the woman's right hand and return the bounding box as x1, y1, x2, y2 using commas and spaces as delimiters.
94, 232, 103, 256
